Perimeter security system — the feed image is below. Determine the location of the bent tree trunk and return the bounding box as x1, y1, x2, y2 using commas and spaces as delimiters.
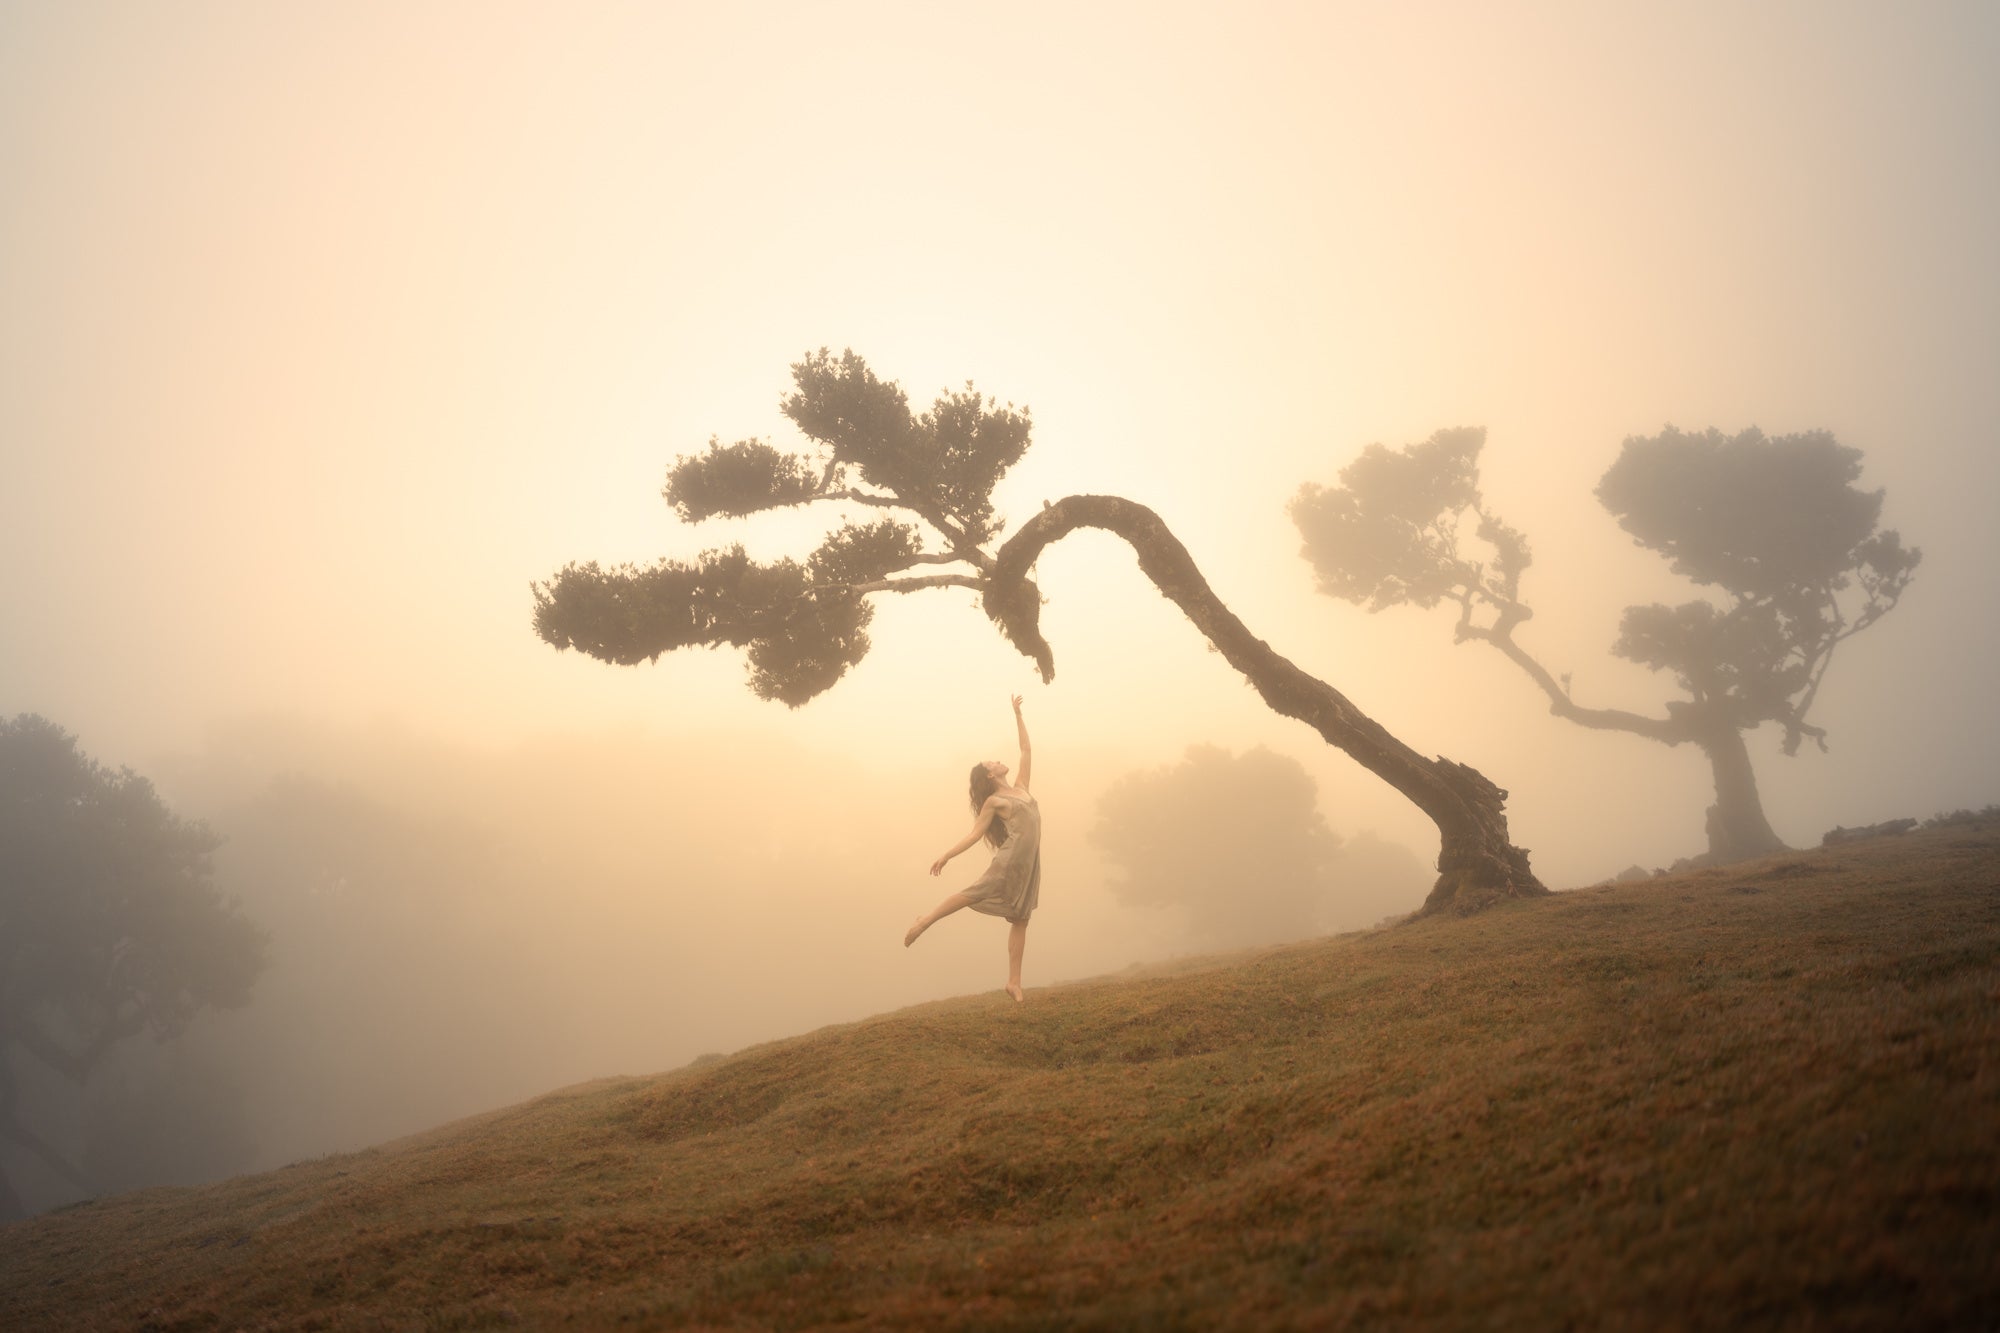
987, 495, 1547, 914
1698, 719, 1788, 863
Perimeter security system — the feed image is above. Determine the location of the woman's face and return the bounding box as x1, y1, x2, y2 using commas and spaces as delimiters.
983, 759, 1009, 782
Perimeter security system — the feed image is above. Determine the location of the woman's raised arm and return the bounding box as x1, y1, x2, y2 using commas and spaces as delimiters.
1012, 694, 1032, 791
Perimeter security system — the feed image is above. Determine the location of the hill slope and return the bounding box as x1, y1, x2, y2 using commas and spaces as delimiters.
4, 822, 1997, 1330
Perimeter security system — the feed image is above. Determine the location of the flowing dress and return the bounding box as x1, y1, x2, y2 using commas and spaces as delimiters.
963, 792, 1041, 924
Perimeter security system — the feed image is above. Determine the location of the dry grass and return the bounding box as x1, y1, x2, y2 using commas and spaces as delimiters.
4, 822, 1996, 1331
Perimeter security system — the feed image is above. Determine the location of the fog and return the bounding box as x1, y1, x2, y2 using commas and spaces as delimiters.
3, 3, 1998, 1213
3, 716, 1425, 1213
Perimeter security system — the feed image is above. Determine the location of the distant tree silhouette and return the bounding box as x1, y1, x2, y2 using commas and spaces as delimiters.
1291, 426, 1920, 863
1092, 746, 1344, 948
0, 715, 265, 1212
533, 350, 1546, 913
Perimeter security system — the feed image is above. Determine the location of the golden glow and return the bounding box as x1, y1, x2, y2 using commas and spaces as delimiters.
3, 3, 1996, 904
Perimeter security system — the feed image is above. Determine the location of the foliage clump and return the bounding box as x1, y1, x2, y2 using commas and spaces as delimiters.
1594, 427, 1920, 758
533, 349, 1028, 706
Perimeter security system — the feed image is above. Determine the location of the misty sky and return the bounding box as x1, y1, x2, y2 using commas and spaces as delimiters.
5, 0, 1999, 890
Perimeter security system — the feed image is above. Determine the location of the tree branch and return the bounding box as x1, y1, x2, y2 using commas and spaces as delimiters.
1457, 624, 1687, 745
759, 476, 942, 534
1782, 588, 1860, 754
8, 1020, 92, 1084
831, 488, 910, 512
831, 488, 994, 572
837, 574, 985, 596
1440, 573, 1684, 744
0, 1109, 93, 1196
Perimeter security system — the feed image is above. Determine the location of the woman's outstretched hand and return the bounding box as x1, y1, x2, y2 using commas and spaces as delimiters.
929, 854, 948, 876
1011, 693, 1024, 714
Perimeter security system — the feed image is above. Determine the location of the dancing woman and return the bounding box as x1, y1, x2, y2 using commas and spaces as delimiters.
905, 694, 1042, 1002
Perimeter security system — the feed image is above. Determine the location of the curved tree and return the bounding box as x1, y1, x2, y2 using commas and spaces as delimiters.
1291, 426, 1920, 863
0, 714, 266, 1211
533, 350, 1545, 913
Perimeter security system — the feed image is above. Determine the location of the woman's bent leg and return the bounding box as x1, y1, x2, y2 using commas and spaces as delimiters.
1005, 919, 1028, 1001
905, 891, 975, 947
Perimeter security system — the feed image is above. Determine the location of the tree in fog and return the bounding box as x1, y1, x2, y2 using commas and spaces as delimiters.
534, 350, 1546, 913
1093, 746, 1344, 948
1291, 427, 1920, 863
0, 715, 265, 1215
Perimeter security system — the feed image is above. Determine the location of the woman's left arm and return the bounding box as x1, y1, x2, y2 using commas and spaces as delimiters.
1012, 693, 1032, 791
931, 798, 1000, 876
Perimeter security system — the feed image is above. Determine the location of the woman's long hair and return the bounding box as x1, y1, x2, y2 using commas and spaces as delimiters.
968, 764, 1008, 847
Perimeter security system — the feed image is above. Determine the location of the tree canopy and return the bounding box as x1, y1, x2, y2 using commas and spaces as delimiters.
535, 349, 1028, 706
1291, 425, 1920, 862
0, 714, 265, 1207
536, 350, 1547, 913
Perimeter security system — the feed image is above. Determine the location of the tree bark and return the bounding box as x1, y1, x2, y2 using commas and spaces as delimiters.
1697, 718, 1789, 863
986, 495, 1547, 914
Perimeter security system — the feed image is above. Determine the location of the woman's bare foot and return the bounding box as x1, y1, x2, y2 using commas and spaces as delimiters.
1005, 982, 1024, 1003
904, 917, 928, 947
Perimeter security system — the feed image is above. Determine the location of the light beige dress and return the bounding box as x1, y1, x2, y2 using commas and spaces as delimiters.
963, 792, 1041, 924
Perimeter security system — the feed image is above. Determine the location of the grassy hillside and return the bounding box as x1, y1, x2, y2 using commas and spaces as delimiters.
4, 821, 1997, 1331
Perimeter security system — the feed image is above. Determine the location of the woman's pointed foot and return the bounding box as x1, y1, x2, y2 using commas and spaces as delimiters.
904, 917, 927, 948
1005, 982, 1024, 1003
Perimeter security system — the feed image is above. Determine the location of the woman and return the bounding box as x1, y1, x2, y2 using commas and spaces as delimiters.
904, 694, 1041, 1002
